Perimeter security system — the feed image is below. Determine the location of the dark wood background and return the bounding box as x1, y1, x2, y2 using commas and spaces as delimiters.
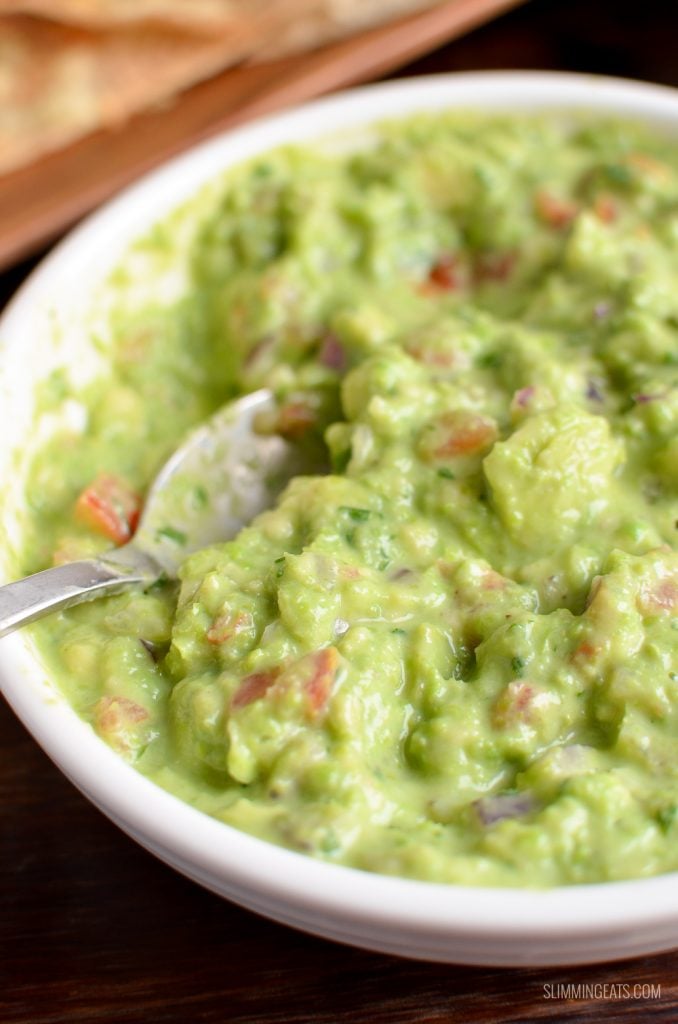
2, 0, 677, 1020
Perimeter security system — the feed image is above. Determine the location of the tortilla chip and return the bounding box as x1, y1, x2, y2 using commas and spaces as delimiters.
0, 9, 281, 176
0, 1, 243, 34
0, 0, 441, 178
257, 0, 443, 57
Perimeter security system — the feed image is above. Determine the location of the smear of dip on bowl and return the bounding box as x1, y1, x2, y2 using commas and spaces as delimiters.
18, 112, 677, 887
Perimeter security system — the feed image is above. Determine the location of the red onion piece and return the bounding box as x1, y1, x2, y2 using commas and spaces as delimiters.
633, 390, 667, 404
586, 379, 605, 402
593, 301, 612, 320
473, 792, 536, 826
514, 386, 535, 408
319, 334, 346, 371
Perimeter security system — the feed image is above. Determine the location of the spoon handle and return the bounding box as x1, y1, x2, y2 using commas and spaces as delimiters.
0, 553, 158, 639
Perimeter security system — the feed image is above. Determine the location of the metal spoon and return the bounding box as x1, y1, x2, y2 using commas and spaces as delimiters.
0, 389, 321, 639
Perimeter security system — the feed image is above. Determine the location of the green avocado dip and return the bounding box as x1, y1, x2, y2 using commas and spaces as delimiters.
18, 112, 678, 887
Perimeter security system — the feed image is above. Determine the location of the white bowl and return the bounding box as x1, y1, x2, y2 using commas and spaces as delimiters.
1, 72, 677, 967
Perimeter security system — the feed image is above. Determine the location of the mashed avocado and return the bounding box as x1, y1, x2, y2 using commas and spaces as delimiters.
20, 113, 678, 887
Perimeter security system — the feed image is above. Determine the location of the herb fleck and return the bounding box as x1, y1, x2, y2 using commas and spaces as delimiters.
192, 485, 209, 508
339, 506, 372, 522
478, 351, 502, 369
603, 162, 633, 188
331, 449, 351, 474
156, 526, 187, 545
657, 806, 677, 833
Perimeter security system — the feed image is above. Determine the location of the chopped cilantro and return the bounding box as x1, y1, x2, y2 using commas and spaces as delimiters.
603, 162, 633, 187
478, 351, 502, 369
339, 506, 372, 522
657, 806, 677, 833
156, 526, 187, 545
192, 484, 209, 508
331, 449, 351, 473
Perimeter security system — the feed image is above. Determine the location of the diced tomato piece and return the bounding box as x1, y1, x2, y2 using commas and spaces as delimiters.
406, 344, 468, 370
481, 570, 507, 591
231, 668, 281, 710
593, 194, 618, 223
96, 695, 148, 728
627, 152, 670, 183
94, 696, 149, 754
302, 647, 340, 716
534, 190, 579, 229
74, 474, 141, 545
571, 640, 600, 663
419, 252, 467, 294
276, 401, 317, 440
425, 255, 460, 292
430, 411, 498, 459
473, 250, 516, 283
638, 578, 678, 615
492, 681, 535, 728
230, 647, 340, 717
207, 611, 253, 645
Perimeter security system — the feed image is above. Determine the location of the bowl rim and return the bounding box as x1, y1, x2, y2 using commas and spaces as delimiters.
1, 69, 678, 955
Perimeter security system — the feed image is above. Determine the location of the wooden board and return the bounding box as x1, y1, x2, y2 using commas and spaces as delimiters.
0, 0, 522, 271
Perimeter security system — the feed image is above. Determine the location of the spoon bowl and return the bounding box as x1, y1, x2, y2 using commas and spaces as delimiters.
0, 388, 320, 637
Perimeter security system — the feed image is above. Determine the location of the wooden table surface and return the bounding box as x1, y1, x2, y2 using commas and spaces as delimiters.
2, 0, 677, 1020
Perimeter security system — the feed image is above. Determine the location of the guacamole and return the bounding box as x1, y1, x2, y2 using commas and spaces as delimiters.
19, 113, 678, 887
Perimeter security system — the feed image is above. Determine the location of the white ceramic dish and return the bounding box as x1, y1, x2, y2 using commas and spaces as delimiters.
1, 72, 677, 967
